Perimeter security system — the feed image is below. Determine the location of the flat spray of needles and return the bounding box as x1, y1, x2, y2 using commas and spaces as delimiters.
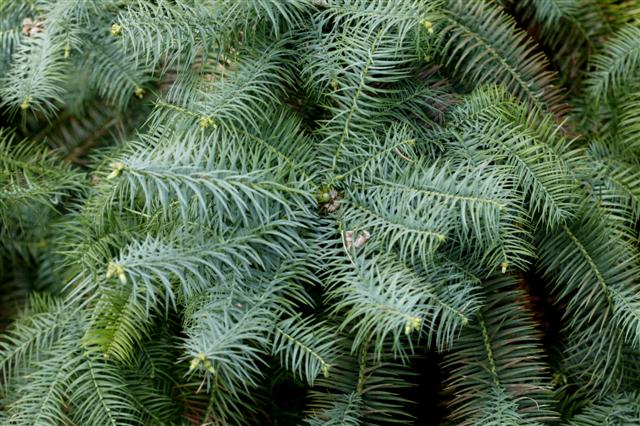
0, 1, 640, 425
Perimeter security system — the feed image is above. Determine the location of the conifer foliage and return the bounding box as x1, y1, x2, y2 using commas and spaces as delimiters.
0, 0, 639, 424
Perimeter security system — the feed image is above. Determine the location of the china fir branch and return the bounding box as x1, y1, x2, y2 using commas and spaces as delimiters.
1, 0, 640, 424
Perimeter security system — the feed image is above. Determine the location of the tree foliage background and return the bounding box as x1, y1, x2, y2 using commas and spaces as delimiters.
0, 0, 639, 424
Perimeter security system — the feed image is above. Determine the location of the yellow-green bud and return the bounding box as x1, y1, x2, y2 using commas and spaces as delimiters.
203, 359, 215, 374
421, 19, 434, 34
199, 116, 217, 129
501, 262, 508, 274
321, 364, 330, 378
189, 357, 200, 372
111, 23, 122, 37
404, 316, 421, 335
106, 261, 127, 284
20, 96, 32, 110
134, 86, 144, 99
551, 371, 568, 387
106, 162, 126, 179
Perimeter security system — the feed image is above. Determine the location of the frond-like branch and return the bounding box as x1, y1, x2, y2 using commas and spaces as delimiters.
305, 340, 416, 425
0, 295, 83, 389
5, 337, 76, 426
82, 286, 151, 364
445, 86, 580, 229
586, 24, 640, 105
273, 315, 344, 385
299, 0, 440, 175
442, 275, 558, 424
326, 250, 481, 358
0, 130, 83, 233
568, 392, 640, 425
68, 353, 142, 425
437, 0, 564, 114
537, 207, 640, 395
101, 130, 309, 224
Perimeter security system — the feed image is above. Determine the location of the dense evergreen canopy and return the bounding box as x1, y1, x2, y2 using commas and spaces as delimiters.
0, 0, 639, 424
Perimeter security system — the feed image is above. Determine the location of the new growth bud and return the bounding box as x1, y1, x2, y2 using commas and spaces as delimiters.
404, 316, 422, 335
111, 23, 122, 37
321, 364, 330, 378
20, 96, 32, 110
199, 116, 218, 129
421, 19, 434, 34
106, 261, 127, 284
107, 162, 125, 179
189, 352, 215, 374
